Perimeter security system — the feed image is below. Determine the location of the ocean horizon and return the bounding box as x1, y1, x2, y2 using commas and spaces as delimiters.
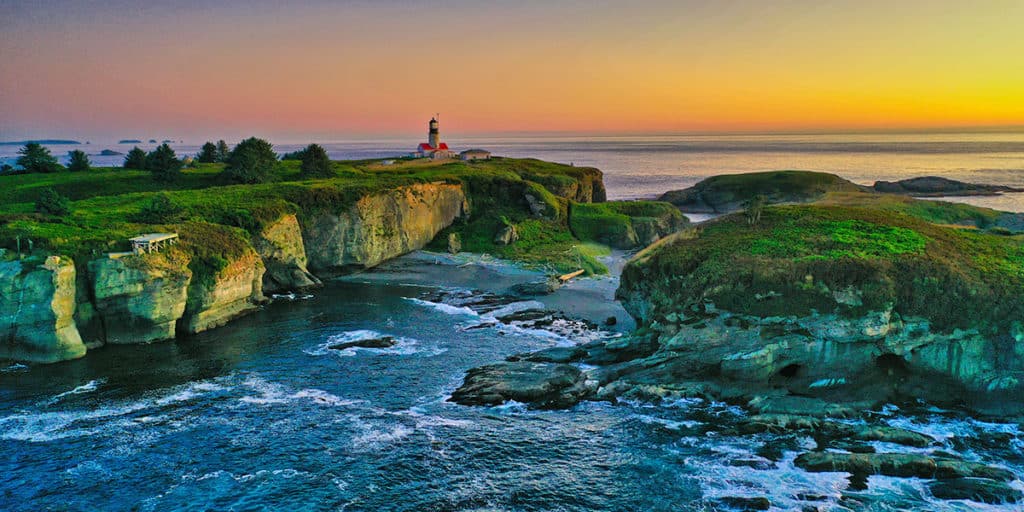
5, 131, 1024, 210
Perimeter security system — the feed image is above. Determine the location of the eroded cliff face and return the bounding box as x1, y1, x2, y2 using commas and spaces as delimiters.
0, 181, 486, 363
252, 213, 321, 293
303, 182, 468, 274
180, 250, 265, 334
89, 252, 192, 344
611, 267, 1024, 415
0, 256, 86, 363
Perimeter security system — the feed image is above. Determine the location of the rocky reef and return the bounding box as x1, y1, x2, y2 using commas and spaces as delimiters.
873, 176, 1024, 197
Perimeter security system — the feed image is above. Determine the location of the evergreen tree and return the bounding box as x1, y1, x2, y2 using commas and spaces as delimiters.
16, 143, 62, 173
280, 148, 308, 161
67, 150, 91, 172
197, 142, 218, 163
35, 188, 71, 216
299, 144, 333, 178
145, 144, 183, 182
124, 146, 148, 169
216, 140, 230, 162
223, 137, 278, 184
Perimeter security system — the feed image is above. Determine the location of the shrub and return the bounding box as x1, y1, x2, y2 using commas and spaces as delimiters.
17, 143, 62, 173
124, 146, 148, 169
299, 144, 333, 178
67, 149, 91, 172
197, 142, 218, 163
133, 193, 185, 224
35, 188, 71, 216
223, 137, 278, 184
146, 144, 183, 182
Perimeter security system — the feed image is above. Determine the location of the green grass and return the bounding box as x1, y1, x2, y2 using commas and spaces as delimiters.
660, 170, 863, 208
0, 156, 608, 274
569, 201, 685, 249
621, 204, 1024, 333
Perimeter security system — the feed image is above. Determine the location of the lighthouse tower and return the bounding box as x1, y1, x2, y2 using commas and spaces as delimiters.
428, 117, 440, 148
415, 116, 452, 159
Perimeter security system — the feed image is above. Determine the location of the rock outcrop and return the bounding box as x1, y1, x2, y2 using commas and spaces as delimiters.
0, 257, 86, 362
872, 176, 1024, 197
252, 213, 320, 293
179, 249, 265, 334
658, 171, 863, 213
303, 182, 468, 274
89, 252, 191, 344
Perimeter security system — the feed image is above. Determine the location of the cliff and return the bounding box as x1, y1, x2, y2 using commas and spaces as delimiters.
252, 213, 320, 293
89, 251, 192, 344
452, 204, 1024, 415
180, 249, 265, 333
0, 256, 86, 362
303, 182, 468, 274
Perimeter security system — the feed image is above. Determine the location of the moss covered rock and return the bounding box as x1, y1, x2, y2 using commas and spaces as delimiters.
659, 170, 864, 213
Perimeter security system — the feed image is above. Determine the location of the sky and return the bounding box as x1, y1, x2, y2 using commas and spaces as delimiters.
1, 0, 1023, 142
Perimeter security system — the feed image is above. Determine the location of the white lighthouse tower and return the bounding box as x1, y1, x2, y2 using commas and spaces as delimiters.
416, 116, 453, 159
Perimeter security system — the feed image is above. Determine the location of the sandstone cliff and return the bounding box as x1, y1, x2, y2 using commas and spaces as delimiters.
303, 182, 468, 274
252, 213, 321, 293
180, 249, 265, 334
0, 256, 86, 363
89, 251, 192, 344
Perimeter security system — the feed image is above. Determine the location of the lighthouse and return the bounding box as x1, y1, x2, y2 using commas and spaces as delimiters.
428, 117, 440, 148
415, 116, 453, 159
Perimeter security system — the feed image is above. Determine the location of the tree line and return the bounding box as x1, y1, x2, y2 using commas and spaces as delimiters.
4, 139, 335, 184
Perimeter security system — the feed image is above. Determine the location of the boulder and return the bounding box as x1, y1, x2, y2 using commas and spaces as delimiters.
494, 224, 519, 246
447, 232, 462, 254
449, 361, 593, 409
330, 336, 396, 351
928, 478, 1022, 504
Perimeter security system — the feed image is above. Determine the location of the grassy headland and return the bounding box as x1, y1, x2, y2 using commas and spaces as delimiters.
0, 155, 677, 277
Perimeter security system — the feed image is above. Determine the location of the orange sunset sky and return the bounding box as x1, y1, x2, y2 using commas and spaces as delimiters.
1, 0, 1022, 141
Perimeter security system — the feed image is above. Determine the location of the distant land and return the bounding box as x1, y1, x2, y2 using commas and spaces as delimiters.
0, 139, 81, 145
118, 139, 143, 144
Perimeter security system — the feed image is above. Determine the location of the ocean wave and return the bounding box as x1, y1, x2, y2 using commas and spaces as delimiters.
406, 297, 480, 317
48, 379, 105, 403
237, 374, 361, 407
304, 329, 444, 358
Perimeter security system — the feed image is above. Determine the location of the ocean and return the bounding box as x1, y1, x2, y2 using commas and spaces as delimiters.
2, 133, 1024, 510
4, 131, 1024, 210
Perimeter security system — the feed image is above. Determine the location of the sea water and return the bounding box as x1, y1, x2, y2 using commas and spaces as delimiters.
3, 134, 1024, 510
1, 254, 1022, 511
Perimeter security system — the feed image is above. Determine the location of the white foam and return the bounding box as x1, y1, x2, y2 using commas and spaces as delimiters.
49, 379, 105, 402
481, 300, 547, 319
406, 297, 480, 317
304, 329, 443, 358
238, 374, 361, 407
1, 363, 28, 373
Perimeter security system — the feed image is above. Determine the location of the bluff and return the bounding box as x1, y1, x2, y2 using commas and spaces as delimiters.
453, 205, 1024, 415
0, 157, 622, 363
0, 256, 86, 362
303, 182, 468, 274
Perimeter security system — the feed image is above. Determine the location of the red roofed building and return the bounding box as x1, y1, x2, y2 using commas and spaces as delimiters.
415, 117, 455, 159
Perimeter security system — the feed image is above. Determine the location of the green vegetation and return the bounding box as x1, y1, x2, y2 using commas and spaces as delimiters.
299, 144, 333, 178
569, 201, 685, 249
622, 204, 1024, 333
132, 193, 184, 224
215, 140, 230, 162
124, 147, 147, 170
0, 155, 615, 275
16, 143, 63, 174
67, 150, 91, 172
35, 188, 71, 216
145, 144, 183, 182
224, 137, 278, 184
659, 170, 863, 212
197, 142, 218, 163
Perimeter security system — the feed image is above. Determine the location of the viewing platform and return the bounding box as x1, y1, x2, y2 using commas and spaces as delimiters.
129, 233, 179, 254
